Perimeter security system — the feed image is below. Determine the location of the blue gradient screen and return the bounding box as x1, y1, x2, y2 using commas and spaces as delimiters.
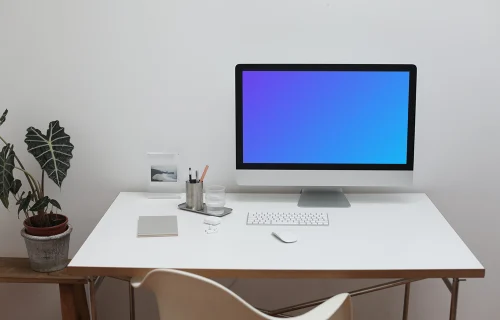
242, 71, 410, 164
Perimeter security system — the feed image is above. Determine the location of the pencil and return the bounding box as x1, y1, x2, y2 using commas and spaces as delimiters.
199, 165, 209, 182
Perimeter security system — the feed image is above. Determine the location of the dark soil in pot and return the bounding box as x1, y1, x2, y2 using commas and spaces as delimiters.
23, 214, 68, 236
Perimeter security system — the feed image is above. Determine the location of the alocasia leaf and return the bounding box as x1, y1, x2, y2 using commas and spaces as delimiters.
49, 199, 61, 210
0, 144, 15, 208
18, 191, 32, 218
15, 191, 25, 205
0, 109, 8, 126
10, 179, 22, 195
0, 197, 8, 209
25, 121, 74, 187
29, 196, 50, 212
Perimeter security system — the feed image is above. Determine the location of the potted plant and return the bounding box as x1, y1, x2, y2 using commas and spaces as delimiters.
0, 109, 74, 272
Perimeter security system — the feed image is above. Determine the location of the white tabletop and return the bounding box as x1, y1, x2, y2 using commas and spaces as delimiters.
68, 193, 484, 278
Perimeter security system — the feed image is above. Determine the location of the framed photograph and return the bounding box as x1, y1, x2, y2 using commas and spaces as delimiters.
151, 165, 177, 183
147, 152, 181, 199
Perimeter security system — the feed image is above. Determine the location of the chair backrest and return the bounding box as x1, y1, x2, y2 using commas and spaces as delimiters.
132, 269, 352, 320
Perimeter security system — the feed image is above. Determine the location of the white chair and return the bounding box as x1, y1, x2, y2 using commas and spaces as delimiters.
131, 269, 352, 320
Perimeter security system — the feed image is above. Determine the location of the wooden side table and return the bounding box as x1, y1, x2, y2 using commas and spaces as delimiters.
0, 257, 90, 320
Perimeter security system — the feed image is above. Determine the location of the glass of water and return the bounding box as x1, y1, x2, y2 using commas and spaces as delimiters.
205, 185, 226, 215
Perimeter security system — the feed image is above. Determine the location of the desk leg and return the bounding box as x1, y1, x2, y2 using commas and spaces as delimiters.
129, 284, 136, 320
402, 283, 410, 320
449, 278, 460, 320
90, 278, 97, 320
59, 284, 90, 320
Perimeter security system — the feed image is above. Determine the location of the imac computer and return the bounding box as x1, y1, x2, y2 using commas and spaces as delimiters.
235, 64, 417, 207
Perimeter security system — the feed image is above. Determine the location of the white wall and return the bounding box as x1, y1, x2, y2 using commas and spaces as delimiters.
1, 0, 498, 319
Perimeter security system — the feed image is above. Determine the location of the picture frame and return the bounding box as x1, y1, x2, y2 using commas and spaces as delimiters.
146, 152, 181, 199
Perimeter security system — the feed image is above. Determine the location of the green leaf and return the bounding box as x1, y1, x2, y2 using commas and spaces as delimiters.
1, 197, 8, 208
25, 121, 74, 187
49, 199, 61, 210
0, 144, 15, 209
18, 191, 32, 218
0, 109, 8, 126
16, 191, 25, 205
10, 179, 22, 195
29, 196, 50, 212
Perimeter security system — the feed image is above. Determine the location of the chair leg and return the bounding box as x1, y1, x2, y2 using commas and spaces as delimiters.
129, 283, 136, 320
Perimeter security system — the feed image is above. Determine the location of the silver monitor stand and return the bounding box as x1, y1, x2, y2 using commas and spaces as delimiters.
297, 188, 351, 208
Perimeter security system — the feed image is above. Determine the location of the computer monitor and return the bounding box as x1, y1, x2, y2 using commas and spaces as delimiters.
235, 64, 417, 207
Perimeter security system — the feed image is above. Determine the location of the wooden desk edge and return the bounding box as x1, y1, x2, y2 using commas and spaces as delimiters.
67, 266, 485, 279
0, 277, 87, 284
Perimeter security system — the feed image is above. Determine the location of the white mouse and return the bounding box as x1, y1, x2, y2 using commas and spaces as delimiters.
272, 231, 298, 243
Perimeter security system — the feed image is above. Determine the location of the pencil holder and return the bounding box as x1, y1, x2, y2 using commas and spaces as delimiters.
186, 181, 204, 211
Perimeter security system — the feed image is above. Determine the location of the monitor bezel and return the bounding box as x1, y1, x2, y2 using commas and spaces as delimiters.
235, 64, 417, 171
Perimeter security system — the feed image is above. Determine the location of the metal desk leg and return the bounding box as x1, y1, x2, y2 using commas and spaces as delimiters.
449, 278, 460, 320
89, 276, 105, 320
129, 284, 136, 320
89, 278, 97, 320
402, 283, 410, 320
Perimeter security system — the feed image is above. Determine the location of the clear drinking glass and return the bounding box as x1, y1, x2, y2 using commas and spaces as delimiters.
205, 185, 226, 215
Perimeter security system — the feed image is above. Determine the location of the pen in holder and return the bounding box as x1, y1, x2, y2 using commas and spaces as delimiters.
186, 181, 204, 211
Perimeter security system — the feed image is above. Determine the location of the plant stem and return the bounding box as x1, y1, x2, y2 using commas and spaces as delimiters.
14, 167, 42, 199
12, 193, 30, 221
14, 159, 38, 199
41, 170, 44, 197
14, 157, 39, 201
0, 135, 39, 201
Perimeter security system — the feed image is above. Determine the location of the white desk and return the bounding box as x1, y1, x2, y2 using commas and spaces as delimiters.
68, 192, 484, 320
69, 192, 483, 279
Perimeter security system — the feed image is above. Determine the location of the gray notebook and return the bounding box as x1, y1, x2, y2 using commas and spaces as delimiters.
137, 216, 178, 237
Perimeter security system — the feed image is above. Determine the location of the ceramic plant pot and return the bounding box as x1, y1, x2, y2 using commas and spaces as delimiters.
21, 224, 72, 272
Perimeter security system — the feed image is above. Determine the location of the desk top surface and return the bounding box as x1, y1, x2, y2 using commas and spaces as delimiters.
69, 193, 484, 278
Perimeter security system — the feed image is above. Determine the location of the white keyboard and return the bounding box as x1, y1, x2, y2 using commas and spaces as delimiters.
247, 211, 329, 226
